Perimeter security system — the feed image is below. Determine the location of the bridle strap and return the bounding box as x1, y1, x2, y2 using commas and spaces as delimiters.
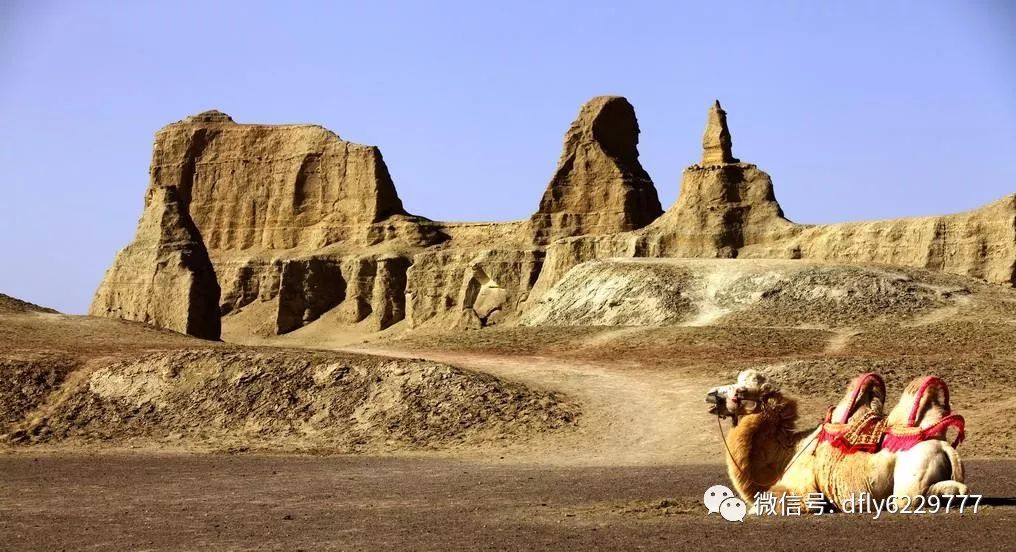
716, 410, 819, 491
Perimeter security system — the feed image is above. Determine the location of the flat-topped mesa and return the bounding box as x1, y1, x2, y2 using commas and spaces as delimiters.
529, 96, 663, 244
93, 110, 442, 339
153, 110, 412, 252
701, 100, 739, 166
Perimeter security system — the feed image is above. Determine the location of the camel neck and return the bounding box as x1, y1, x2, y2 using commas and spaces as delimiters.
722, 395, 803, 500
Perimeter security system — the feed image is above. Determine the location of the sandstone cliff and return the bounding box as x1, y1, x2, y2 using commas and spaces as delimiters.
156, 110, 411, 251
769, 195, 1016, 285
93, 99, 1016, 340
530, 96, 662, 243
405, 248, 543, 329
90, 186, 221, 339
527, 102, 1016, 302
96, 110, 452, 338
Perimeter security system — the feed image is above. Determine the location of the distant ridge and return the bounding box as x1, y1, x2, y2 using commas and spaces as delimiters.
0, 293, 58, 314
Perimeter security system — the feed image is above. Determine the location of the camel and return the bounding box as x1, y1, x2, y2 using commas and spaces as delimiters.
705, 370, 968, 511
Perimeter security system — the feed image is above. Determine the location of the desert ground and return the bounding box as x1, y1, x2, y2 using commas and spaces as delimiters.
3, 455, 1014, 551
3, 259, 1016, 550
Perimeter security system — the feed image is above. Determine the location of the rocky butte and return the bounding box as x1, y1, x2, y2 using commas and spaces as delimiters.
91, 98, 1016, 339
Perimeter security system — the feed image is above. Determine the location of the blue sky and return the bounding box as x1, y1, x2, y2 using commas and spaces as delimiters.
1, 1, 1014, 313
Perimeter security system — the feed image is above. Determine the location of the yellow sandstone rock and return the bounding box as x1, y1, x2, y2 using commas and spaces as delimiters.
92, 100, 1016, 339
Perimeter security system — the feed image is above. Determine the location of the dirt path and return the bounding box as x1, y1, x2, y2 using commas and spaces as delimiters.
823, 327, 859, 354
347, 345, 720, 466
907, 294, 973, 327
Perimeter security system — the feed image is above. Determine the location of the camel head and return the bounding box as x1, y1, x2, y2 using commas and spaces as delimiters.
705, 369, 779, 426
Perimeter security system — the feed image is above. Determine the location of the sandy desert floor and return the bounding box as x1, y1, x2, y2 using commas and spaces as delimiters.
1, 454, 1014, 551
3, 343, 1015, 551
4, 273, 1016, 550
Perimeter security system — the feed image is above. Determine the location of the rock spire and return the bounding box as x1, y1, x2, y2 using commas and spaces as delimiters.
701, 100, 739, 165
530, 96, 663, 243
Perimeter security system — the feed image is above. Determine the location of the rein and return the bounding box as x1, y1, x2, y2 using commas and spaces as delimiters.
716, 409, 820, 490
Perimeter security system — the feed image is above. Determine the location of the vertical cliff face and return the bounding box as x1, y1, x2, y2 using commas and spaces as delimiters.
275, 258, 346, 334
151, 110, 410, 252
93, 110, 429, 339
90, 186, 221, 339
93, 100, 1016, 340
529, 96, 663, 243
405, 249, 543, 329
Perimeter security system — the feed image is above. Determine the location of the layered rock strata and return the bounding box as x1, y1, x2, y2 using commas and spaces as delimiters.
528, 102, 1016, 302
93, 99, 1016, 339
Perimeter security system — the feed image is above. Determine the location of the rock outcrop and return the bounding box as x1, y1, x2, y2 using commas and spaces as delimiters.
405, 249, 543, 329
95, 110, 448, 338
529, 96, 662, 243
90, 186, 221, 339
155, 110, 412, 251
527, 102, 1016, 303
639, 163, 794, 258
93, 99, 1016, 340
275, 258, 345, 334
701, 100, 739, 165
774, 195, 1016, 285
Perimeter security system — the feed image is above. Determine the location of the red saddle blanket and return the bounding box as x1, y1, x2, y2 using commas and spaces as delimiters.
816, 375, 965, 454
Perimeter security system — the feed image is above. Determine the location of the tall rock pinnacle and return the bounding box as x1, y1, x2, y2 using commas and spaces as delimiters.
701, 100, 739, 165
530, 96, 663, 243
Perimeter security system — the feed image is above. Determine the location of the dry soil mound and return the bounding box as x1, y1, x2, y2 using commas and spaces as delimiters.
522, 258, 972, 328
0, 293, 57, 314
521, 261, 698, 326
1, 347, 578, 453
0, 354, 77, 428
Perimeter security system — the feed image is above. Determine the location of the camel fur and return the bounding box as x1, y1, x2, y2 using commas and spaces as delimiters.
707, 370, 968, 512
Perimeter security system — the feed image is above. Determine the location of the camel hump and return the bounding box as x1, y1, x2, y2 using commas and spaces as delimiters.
828, 372, 886, 424
886, 375, 952, 429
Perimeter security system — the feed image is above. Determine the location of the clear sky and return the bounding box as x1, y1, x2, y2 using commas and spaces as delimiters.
1, 1, 1014, 314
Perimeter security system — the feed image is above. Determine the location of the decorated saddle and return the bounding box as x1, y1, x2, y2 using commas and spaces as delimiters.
816, 373, 965, 454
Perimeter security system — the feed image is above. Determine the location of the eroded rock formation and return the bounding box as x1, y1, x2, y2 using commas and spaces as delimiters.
90, 186, 221, 339
530, 96, 662, 243
528, 102, 1016, 303
93, 99, 1016, 339
775, 195, 1016, 285
701, 100, 739, 165
275, 258, 345, 334
405, 249, 543, 329
158, 110, 411, 250
98, 110, 454, 338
